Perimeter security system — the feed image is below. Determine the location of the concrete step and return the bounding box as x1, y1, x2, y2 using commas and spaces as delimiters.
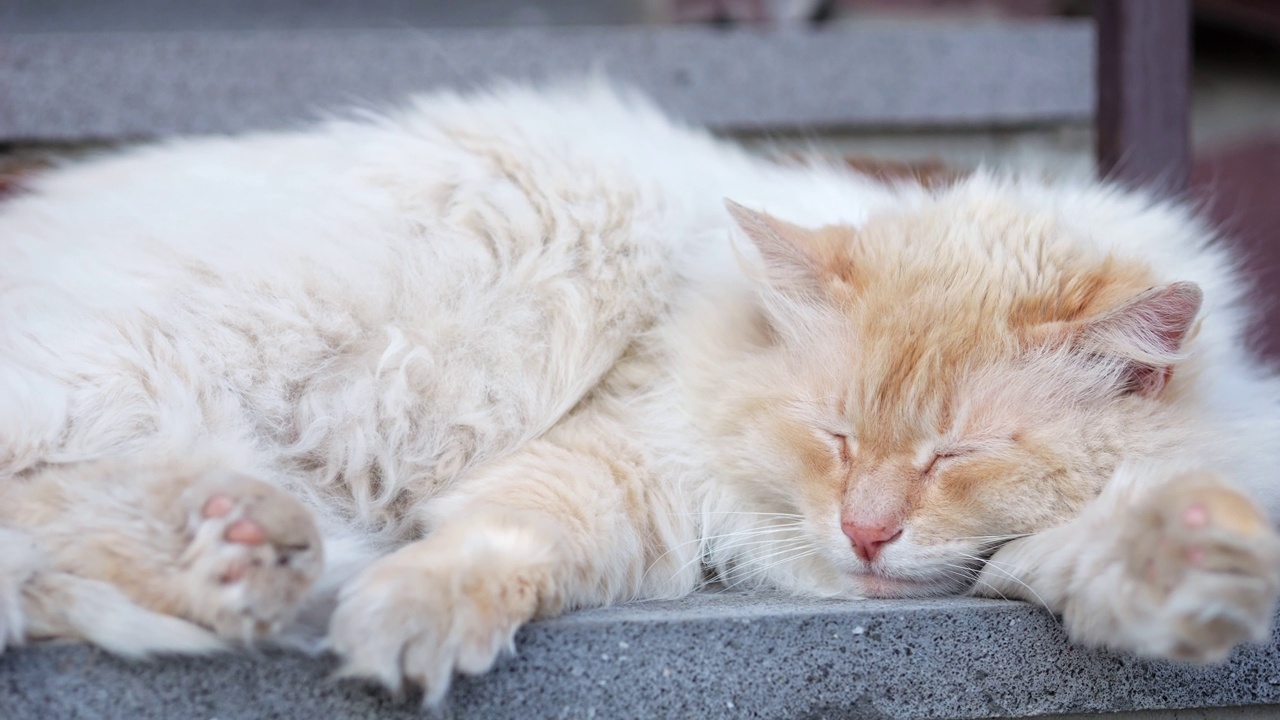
0, 23, 1093, 142
3, 592, 1280, 719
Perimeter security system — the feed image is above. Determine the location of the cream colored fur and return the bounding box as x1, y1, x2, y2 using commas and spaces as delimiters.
1, 83, 1278, 703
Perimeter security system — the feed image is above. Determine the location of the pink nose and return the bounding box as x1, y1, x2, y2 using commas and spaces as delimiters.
842, 522, 903, 562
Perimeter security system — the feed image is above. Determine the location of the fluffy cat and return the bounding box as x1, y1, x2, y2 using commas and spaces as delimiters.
1, 82, 1278, 703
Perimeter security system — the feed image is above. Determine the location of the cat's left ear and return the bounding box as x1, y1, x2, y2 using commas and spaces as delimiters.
724, 200, 825, 300
1076, 281, 1203, 396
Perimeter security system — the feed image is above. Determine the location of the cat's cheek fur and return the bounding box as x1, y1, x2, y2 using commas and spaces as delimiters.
919, 453, 1063, 541
708, 385, 833, 508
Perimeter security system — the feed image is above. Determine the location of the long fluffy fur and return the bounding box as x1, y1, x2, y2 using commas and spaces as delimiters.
1, 82, 1278, 701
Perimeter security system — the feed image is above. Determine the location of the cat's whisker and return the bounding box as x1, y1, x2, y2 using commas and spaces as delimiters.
932, 566, 982, 596
710, 542, 818, 585
720, 546, 821, 590
718, 556, 821, 593
950, 533, 1034, 543
692, 536, 815, 581
955, 551, 1054, 615
937, 562, 990, 593
944, 563, 1013, 602
732, 538, 815, 564
643, 521, 806, 568
946, 556, 1012, 600
691, 535, 813, 574
968, 571, 1020, 605
649, 529, 810, 585
678, 511, 807, 520
695, 524, 806, 541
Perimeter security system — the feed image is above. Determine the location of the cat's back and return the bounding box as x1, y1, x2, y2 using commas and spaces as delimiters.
0, 83, 739, 484
2, 83, 707, 283
0, 83, 739, 371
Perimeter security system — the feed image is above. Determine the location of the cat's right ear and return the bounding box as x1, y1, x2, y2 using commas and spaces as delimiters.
1078, 281, 1202, 396
724, 200, 825, 300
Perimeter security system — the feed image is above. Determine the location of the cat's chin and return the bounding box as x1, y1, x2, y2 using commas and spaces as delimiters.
848, 571, 960, 599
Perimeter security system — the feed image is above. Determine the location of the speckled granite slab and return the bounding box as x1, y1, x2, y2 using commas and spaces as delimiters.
3, 592, 1280, 719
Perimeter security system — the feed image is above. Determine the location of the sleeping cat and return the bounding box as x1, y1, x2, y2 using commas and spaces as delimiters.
1, 82, 1278, 703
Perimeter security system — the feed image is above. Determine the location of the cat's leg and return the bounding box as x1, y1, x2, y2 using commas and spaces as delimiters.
0, 527, 41, 653
975, 465, 1280, 661
327, 410, 676, 703
1, 517, 224, 657
19, 571, 226, 656
2, 454, 324, 653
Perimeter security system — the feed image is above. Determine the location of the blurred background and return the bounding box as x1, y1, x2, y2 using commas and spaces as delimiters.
1, 0, 1278, 356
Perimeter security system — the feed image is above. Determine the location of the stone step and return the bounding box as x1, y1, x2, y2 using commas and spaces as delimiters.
3, 593, 1279, 719
0, 22, 1093, 142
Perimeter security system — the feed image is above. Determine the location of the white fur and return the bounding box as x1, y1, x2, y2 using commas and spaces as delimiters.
1, 82, 1278, 698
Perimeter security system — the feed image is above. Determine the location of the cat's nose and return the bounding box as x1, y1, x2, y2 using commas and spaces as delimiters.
842, 522, 903, 562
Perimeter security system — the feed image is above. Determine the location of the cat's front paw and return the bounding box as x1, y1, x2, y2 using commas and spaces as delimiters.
179, 472, 323, 642
1121, 473, 1280, 661
328, 542, 542, 704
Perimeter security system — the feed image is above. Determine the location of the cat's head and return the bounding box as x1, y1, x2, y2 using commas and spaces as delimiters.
706, 196, 1202, 598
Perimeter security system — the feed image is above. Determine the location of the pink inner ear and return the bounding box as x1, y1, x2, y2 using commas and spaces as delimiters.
1083, 282, 1203, 396
1126, 362, 1176, 396
723, 199, 824, 298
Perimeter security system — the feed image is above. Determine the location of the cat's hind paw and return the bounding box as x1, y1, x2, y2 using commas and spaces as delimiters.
1121, 473, 1280, 662
179, 472, 323, 643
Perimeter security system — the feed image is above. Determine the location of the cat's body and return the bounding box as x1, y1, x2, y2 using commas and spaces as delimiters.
1, 83, 1278, 701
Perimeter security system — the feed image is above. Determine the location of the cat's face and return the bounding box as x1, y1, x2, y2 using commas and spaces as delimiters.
714, 199, 1200, 598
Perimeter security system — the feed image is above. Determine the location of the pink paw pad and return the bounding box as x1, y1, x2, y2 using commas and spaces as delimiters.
225, 518, 267, 545
202, 494, 236, 519
1182, 504, 1209, 528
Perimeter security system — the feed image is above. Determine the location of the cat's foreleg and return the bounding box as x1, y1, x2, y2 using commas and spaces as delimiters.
328, 414, 658, 703
975, 465, 1280, 661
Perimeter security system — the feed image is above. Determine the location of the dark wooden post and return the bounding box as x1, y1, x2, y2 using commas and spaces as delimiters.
1095, 0, 1193, 196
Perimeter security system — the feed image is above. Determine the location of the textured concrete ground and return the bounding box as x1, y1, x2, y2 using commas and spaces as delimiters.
4, 592, 1280, 719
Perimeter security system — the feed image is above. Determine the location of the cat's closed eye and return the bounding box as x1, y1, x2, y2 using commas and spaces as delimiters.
921, 448, 973, 477
923, 437, 1016, 476
828, 431, 853, 465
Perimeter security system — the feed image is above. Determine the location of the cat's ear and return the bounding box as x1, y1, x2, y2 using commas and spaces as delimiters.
1076, 282, 1203, 396
724, 200, 824, 299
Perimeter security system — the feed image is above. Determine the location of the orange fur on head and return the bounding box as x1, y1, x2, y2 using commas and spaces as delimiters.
711, 197, 1203, 597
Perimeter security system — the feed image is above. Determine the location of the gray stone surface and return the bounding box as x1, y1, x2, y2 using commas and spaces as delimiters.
0, 22, 1093, 142
3, 592, 1280, 719
0, 0, 644, 33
